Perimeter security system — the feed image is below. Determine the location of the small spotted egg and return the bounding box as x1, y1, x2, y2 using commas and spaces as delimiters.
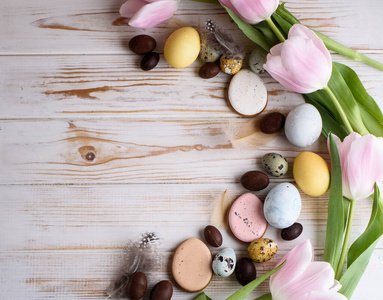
220, 56, 242, 75
212, 248, 236, 277
249, 47, 267, 74
264, 183, 301, 229
200, 42, 221, 63
262, 153, 288, 177
248, 238, 278, 263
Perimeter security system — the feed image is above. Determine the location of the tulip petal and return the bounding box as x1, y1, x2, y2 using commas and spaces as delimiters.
295, 290, 348, 300
343, 134, 383, 200
229, 0, 278, 24
120, 0, 146, 18
281, 36, 332, 92
219, 0, 241, 16
270, 240, 313, 298
264, 53, 313, 94
289, 24, 332, 69
279, 262, 335, 298
128, 0, 178, 29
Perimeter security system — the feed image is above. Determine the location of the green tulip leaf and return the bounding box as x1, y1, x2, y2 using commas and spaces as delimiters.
253, 293, 272, 300
271, 14, 292, 36
225, 8, 272, 52
340, 185, 383, 299
359, 105, 383, 137
334, 63, 383, 124
194, 292, 213, 300
253, 21, 279, 45
226, 261, 286, 300
303, 95, 348, 139
322, 135, 348, 271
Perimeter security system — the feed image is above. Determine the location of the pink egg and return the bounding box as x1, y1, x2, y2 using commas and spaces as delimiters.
228, 193, 268, 242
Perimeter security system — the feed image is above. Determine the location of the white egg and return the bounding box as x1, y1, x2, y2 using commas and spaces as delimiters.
264, 183, 301, 229
285, 103, 322, 147
212, 248, 236, 277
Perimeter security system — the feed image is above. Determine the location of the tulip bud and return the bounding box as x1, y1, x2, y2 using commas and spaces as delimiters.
219, 0, 279, 24
264, 24, 332, 94
120, 0, 178, 29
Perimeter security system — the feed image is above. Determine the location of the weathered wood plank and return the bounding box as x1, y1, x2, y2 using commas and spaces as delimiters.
0, 0, 382, 55
0, 54, 382, 119
0, 118, 331, 184
0, 184, 380, 251
1, 248, 382, 299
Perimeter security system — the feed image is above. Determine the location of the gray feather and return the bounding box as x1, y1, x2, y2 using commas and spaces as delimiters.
205, 19, 245, 60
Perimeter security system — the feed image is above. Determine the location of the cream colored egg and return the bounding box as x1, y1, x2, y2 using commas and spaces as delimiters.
293, 151, 330, 197
164, 27, 200, 68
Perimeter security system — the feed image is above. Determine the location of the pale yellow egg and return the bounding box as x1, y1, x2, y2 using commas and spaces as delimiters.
293, 151, 330, 197
164, 27, 200, 69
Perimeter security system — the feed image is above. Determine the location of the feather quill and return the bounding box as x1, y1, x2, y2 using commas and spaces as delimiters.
107, 232, 159, 299
222, 116, 282, 149
204, 19, 245, 60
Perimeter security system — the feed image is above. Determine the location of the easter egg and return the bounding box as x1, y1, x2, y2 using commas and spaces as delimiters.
293, 151, 330, 196
220, 56, 242, 75
228, 193, 268, 243
285, 103, 322, 147
212, 248, 236, 277
248, 238, 278, 263
164, 27, 200, 68
172, 238, 212, 292
264, 183, 301, 229
262, 153, 288, 177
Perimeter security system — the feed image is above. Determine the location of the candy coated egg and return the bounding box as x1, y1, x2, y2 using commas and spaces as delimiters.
212, 248, 236, 277
220, 56, 242, 75
285, 103, 322, 147
248, 238, 278, 263
293, 151, 330, 196
164, 27, 200, 68
264, 183, 301, 229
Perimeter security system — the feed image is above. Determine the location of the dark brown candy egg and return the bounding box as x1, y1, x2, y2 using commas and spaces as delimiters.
260, 112, 286, 134
150, 280, 173, 300
125, 271, 147, 300
235, 257, 257, 286
129, 35, 157, 54
281, 222, 303, 241
199, 63, 220, 79
140, 52, 160, 71
204, 225, 223, 247
240, 171, 269, 191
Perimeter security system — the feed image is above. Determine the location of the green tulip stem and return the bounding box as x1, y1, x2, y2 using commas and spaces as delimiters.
335, 198, 355, 280
266, 17, 286, 43
323, 86, 354, 134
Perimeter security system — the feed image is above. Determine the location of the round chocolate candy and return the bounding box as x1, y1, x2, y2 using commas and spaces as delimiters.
199, 63, 220, 79
140, 52, 160, 71
204, 225, 223, 247
129, 35, 157, 54
240, 170, 269, 191
235, 257, 257, 286
281, 222, 303, 241
150, 280, 173, 300
260, 112, 286, 134
125, 271, 147, 300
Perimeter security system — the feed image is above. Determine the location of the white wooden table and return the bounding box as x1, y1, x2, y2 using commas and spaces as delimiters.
1, 0, 382, 299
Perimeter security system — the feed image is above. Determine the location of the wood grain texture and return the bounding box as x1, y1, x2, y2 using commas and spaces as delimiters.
1, 0, 383, 298
0, 54, 382, 119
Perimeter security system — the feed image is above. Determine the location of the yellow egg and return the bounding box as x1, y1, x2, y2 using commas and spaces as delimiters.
293, 151, 330, 197
164, 27, 200, 68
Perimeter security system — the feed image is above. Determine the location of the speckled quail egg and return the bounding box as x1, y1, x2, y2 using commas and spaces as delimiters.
248, 238, 278, 263
262, 153, 288, 177
220, 56, 242, 75
212, 248, 236, 277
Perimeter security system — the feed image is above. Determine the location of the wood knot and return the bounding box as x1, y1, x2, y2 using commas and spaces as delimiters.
78, 146, 97, 163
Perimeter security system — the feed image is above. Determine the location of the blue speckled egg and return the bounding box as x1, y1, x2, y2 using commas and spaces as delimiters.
264, 183, 301, 229
212, 248, 236, 277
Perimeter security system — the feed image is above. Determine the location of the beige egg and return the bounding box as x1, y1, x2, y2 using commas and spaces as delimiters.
248, 238, 278, 263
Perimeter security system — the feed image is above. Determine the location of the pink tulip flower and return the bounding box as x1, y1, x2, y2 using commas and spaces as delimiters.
270, 240, 347, 300
120, 0, 178, 29
219, 0, 279, 24
332, 132, 383, 201
264, 24, 332, 94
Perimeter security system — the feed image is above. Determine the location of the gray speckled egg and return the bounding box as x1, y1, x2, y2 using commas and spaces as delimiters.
212, 248, 236, 277
262, 153, 288, 177
249, 47, 267, 74
200, 42, 221, 63
264, 183, 301, 229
